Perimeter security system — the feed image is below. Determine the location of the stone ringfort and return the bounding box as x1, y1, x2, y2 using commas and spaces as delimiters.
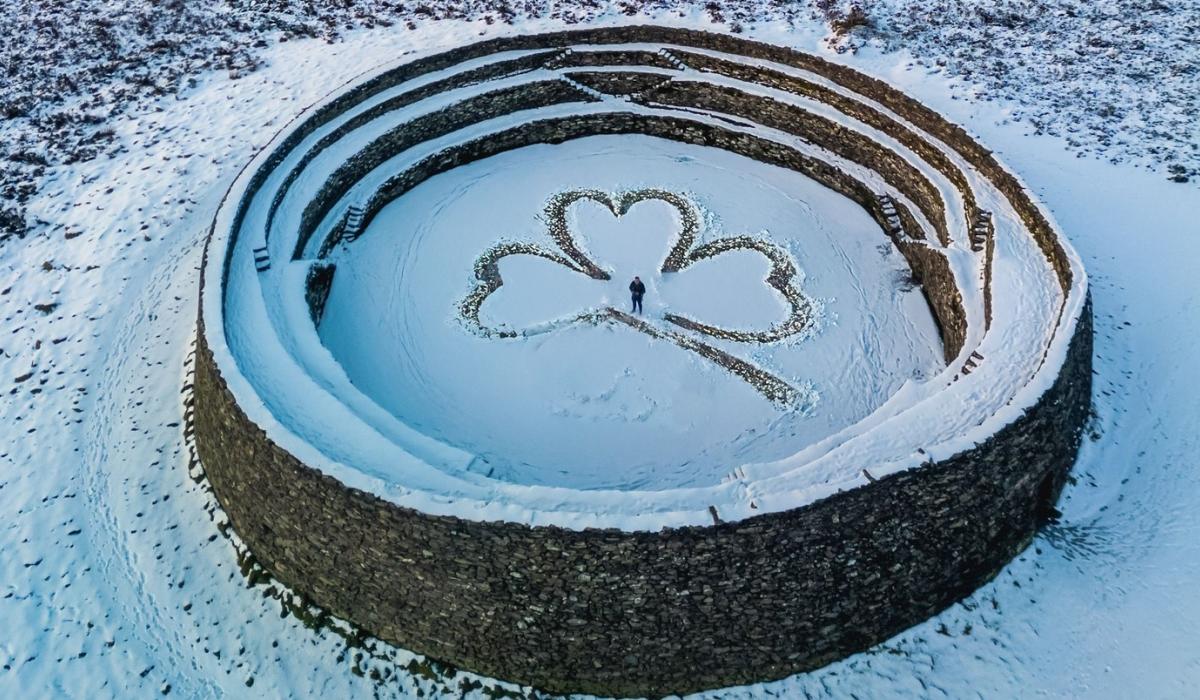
193, 26, 1092, 698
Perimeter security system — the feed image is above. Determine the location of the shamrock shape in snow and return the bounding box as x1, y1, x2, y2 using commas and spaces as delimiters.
459, 189, 814, 405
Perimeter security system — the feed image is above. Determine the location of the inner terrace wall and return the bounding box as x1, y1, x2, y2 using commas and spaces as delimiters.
297, 80, 597, 258
218, 26, 1074, 297
283, 58, 972, 359
286, 74, 970, 357
646, 79, 949, 245
357, 111, 969, 360
198, 28, 1090, 697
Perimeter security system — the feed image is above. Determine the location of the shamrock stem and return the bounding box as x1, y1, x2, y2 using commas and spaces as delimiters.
603, 308, 799, 406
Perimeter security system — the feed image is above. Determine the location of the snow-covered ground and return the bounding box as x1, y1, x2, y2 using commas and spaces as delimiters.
319, 137, 941, 491
2, 10, 1198, 700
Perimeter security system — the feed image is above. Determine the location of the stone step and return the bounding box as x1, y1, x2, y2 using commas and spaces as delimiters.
969, 210, 991, 253
657, 48, 688, 70
542, 47, 573, 70
560, 76, 606, 100
626, 76, 675, 102
252, 245, 270, 272
342, 205, 366, 242
876, 194, 902, 235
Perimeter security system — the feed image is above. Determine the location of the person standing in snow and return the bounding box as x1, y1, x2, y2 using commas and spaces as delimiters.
629, 276, 646, 314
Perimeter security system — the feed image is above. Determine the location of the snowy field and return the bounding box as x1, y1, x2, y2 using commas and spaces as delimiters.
2, 8, 1198, 700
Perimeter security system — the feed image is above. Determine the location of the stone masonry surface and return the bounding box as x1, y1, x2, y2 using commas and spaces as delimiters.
194, 303, 1090, 697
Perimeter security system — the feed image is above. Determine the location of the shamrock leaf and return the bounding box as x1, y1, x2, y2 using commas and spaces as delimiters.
460, 189, 814, 404
475, 248, 606, 335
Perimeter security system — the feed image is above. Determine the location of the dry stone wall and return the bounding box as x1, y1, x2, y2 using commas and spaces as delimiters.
194, 305, 1090, 697
195, 27, 1091, 698
297, 80, 596, 257
670, 49, 981, 236
650, 81, 948, 244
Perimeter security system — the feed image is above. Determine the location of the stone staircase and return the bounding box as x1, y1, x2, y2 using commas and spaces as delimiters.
252, 244, 270, 273
970, 210, 992, 252
559, 75, 606, 101
542, 47, 574, 70
961, 350, 984, 375
657, 48, 688, 70
342, 205, 365, 242
877, 193, 904, 236
625, 75, 676, 102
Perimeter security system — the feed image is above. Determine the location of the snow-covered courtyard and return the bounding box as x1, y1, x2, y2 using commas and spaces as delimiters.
2, 4, 1198, 699
319, 137, 941, 491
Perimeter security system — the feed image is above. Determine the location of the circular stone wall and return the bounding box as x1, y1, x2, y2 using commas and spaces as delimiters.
194, 27, 1091, 697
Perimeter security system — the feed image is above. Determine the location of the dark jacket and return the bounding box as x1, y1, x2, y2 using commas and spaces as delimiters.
629, 280, 646, 296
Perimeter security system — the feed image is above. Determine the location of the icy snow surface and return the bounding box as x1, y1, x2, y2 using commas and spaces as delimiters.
2, 12, 1197, 700
318, 137, 942, 491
